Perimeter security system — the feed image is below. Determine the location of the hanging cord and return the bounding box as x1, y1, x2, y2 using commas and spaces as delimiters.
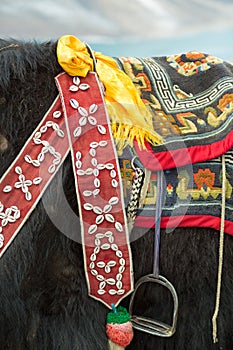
153, 171, 165, 277
212, 154, 226, 343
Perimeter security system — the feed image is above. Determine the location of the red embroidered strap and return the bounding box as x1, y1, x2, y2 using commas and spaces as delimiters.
0, 97, 69, 256
0, 71, 133, 308
56, 72, 133, 308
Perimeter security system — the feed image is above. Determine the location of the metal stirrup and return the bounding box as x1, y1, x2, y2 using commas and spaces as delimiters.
129, 170, 178, 337
129, 274, 178, 337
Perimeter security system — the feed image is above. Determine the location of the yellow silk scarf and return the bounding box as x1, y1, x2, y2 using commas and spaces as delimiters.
57, 35, 163, 152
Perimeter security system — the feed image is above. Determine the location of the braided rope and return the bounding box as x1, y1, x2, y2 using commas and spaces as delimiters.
127, 167, 144, 232
138, 168, 151, 209
212, 154, 226, 343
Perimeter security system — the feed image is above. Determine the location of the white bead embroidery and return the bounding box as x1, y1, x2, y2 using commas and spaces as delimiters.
68, 75, 127, 297
71, 76, 90, 92
0, 202, 21, 247
24, 121, 64, 173
86, 222, 125, 295
70, 94, 107, 138
3, 166, 42, 201
77, 137, 125, 294
53, 110, 62, 119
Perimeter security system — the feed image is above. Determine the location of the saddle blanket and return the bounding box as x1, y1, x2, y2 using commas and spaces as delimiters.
115, 52, 233, 235
119, 146, 233, 235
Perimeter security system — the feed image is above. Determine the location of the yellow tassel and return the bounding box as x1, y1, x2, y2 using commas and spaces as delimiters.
57, 35, 163, 152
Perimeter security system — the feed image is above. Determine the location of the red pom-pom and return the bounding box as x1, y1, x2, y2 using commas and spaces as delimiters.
106, 321, 133, 347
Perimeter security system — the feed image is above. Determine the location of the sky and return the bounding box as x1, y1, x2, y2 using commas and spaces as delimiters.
1, 0, 233, 59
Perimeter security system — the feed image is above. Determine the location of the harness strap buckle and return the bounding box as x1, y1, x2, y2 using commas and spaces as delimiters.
129, 274, 178, 337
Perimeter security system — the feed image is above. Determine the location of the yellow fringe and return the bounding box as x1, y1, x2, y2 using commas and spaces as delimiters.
111, 122, 160, 154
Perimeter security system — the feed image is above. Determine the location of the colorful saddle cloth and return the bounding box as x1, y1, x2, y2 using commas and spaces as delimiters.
114, 52, 233, 235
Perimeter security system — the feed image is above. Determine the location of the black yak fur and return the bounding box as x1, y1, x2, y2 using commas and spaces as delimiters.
0, 38, 233, 350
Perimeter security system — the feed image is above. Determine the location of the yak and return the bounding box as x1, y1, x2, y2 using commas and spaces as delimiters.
0, 38, 233, 350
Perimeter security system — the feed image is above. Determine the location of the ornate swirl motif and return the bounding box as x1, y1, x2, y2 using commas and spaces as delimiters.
167, 51, 223, 76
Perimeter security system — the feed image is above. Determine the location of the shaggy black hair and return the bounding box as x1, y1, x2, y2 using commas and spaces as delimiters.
0, 38, 233, 349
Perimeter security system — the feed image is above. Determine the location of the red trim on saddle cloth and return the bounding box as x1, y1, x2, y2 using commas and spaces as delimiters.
135, 130, 233, 171
0, 72, 133, 309
135, 215, 233, 236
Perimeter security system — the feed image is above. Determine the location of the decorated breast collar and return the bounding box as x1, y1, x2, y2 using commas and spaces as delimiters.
0, 71, 134, 309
